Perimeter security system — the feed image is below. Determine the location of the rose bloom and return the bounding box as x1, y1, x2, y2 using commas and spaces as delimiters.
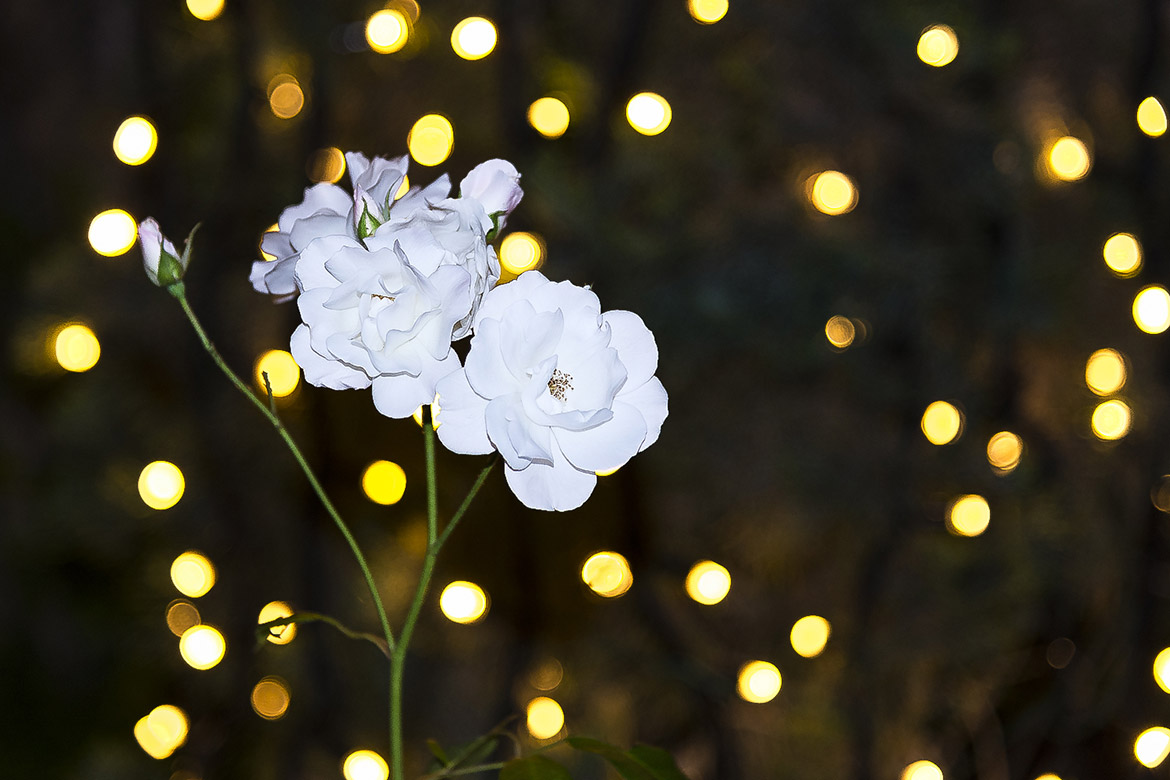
435, 271, 668, 511
138, 218, 183, 287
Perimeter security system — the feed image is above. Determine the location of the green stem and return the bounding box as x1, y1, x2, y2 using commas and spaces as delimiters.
258, 611, 391, 659
173, 291, 397, 653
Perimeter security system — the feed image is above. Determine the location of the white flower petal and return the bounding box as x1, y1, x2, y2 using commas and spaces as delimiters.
434, 370, 494, 455
250, 258, 298, 300
464, 318, 521, 398
371, 349, 461, 418
554, 401, 647, 473
503, 445, 597, 511
620, 376, 668, 451
295, 235, 362, 292
459, 159, 523, 217
291, 324, 371, 390
603, 309, 658, 389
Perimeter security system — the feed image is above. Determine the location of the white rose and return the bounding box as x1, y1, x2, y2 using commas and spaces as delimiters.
138, 218, 185, 287
435, 271, 668, 511
290, 228, 475, 418
250, 183, 351, 301
459, 159, 523, 230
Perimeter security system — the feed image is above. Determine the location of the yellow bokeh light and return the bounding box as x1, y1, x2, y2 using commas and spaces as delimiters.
500, 232, 545, 274
1085, 348, 1127, 395
138, 461, 185, 510
254, 349, 300, 397
451, 16, 497, 60
921, 400, 963, 445
113, 116, 158, 166
581, 551, 633, 598
528, 97, 571, 139
688, 0, 729, 24
685, 560, 731, 605
186, 0, 224, 21
947, 494, 990, 537
1103, 232, 1142, 277
133, 704, 189, 759
626, 92, 672, 136
986, 431, 1023, 472
1034, 775, 1062, 780
362, 460, 407, 505
808, 170, 858, 215
307, 147, 346, 184
408, 114, 454, 167
53, 323, 101, 372
258, 600, 298, 645
825, 316, 856, 348
179, 624, 226, 670
1091, 399, 1132, 441
1133, 285, 1170, 334
251, 676, 292, 720
1138, 97, 1168, 137
166, 600, 201, 637
1046, 136, 1091, 181
395, 175, 410, 200
88, 208, 138, 256
1154, 648, 1170, 693
412, 396, 441, 429
902, 760, 944, 780
916, 25, 959, 67
790, 615, 831, 658
259, 222, 279, 261
526, 696, 565, 740
269, 78, 305, 120
343, 749, 390, 780
170, 551, 216, 598
439, 581, 489, 624
737, 660, 781, 703
1136, 727, 1170, 768
366, 9, 409, 54
530, 658, 564, 691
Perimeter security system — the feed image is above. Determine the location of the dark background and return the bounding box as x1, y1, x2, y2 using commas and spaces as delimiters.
3, 1, 1170, 778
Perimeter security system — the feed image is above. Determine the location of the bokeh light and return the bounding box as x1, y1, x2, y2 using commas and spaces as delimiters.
1152, 476, 1170, 514
251, 676, 292, 720
581, 551, 633, 598
133, 704, 189, 759
307, 147, 346, 184
1034, 775, 1062, 780
916, 25, 959, 67
688, 0, 728, 24
1154, 648, 1170, 693
366, 9, 409, 54
408, 114, 454, 166
921, 400, 963, 445
258, 600, 297, 645
685, 560, 731, 605
1135, 727, 1170, 768
790, 615, 831, 657
343, 749, 389, 780
412, 396, 441, 429
530, 658, 564, 691
1091, 399, 1131, 441
986, 431, 1023, 473
626, 92, 672, 135
528, 97, 571, 138
53, 323, 101, 372
254, 349, 300, 397
737, 660, 781, 703
179, 624, 226, 670
526, 696, 565, 739
1084, 348, 1127, 395
1046, 136, 1091, 181
947, 494, 990, 537
88, 208, 137, 256
112, 116, 158, 165
451, 17, 497, 60
439, 581, 489, 624
1046, 637, 1076, 669
268, 75, 304, 120
808, 170, 858, 215
186, 0, 223, 21
500, 232, 545, 274
362, 460, 407, 505
170, 551, 216, 598
165, 600, 200, 637
825, 316, 856, 348
902, 760, 943, 780
1133, 285, 1170, 334
1102, 232, 1142, 277
138, 461, 185, 510
1137, 97, 1168, 137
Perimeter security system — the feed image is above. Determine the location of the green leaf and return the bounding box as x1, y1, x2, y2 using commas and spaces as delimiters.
627, 745, 690, 780
565, 738, 655, 780
499, 755, 572, 780
427, 739, 450, 767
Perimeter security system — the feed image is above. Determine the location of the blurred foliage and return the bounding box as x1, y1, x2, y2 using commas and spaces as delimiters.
3, 1, 1170, 779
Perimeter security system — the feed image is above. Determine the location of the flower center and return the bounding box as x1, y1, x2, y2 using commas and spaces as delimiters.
547, 369, 573, 401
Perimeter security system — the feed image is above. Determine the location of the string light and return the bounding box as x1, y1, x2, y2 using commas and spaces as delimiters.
186, 0, 224, 21
88, 208, 137, 256
53, 323, 101, 372
947, 495, 990, 537
251, 676, 292, 720
254, 349, 300, 397
807, 171, 858, 215
451, 17, 497, 60
307, 147, 346, 184
1084, 349, 1127, 395
688, 0, 729, 24
902, 760, 943, 780
170, 551, 216, 598
917, 25, 958, 67
528, 97, 571, 138
165, 600, 200, 637
1091, 399, 1131, 441
1102, 233, 1142, 277
825, 316, 856, 348
986, 431, 1023, 473
790, 616, 831, 657
179, 624, 226, 670
412, 396, 441, 429
685, 560, 731, 605
138, 461, 185, 510
529, 658, 564, 691
343, 750, 390, 780
1137, 97, 1168, 137
258, 601, 297, 645
1153, 648, 1170, 693
408, 114, 454, 166
113, 116, 158, 165
737, 660, 781, 703
133, 704, 189, 759
439, 581, 489, 623
526, 697, 565, 739
362, 460, 407, 505
581, 552, 633, 597
366, 9, 409, 54
499, 232, 545, 274
626, 92, 672, 135
1135, 727, 1170, 768
1133, 285, 1170, 334
1046, 136, 1091, 181
921, 401, 963, 445
268, 75, 304, 120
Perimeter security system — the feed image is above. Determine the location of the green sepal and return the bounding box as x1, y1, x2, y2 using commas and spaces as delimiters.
485, 212, 502, 244
499, 755, 572, 780
357, 204, 381, 240
156, 250, 186, 288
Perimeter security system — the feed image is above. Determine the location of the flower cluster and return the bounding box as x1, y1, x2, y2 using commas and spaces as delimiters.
140, 152, 666, 510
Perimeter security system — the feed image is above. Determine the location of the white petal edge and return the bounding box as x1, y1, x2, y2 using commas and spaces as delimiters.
619, 376, 667, 451
503, 445, 597, 511
434, 369, 494, 455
